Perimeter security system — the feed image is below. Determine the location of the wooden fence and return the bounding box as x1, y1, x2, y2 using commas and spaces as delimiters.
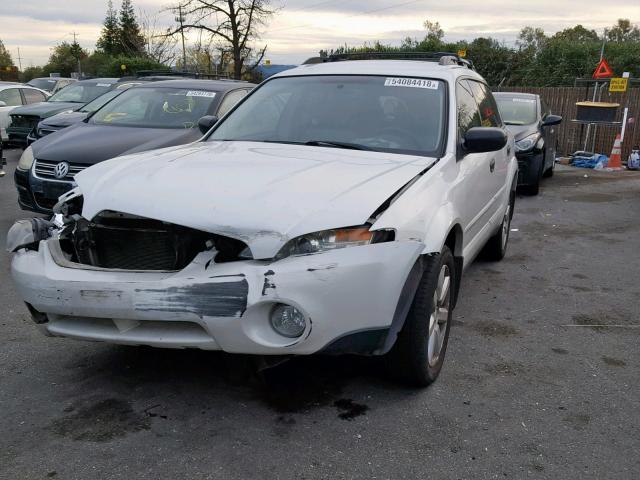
494, 86, 640, 160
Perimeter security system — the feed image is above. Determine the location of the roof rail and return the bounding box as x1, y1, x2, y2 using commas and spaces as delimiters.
303, 52, 474, 69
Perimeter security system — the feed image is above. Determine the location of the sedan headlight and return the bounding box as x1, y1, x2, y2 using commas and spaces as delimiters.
17, 146, 35, 171
276, 226, 394, 260
515, 133, 541, 153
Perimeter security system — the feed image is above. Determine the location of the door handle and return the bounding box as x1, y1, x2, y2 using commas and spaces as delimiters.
490, 158, 496, 173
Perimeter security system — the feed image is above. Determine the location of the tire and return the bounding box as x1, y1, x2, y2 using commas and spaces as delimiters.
385, 247, 455, 387
521, 154, 544, 195
483, 189, 514, 261
543, 159, 554, 178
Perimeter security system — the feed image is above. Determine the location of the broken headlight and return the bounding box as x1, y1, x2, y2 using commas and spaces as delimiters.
275, 226, 394, 260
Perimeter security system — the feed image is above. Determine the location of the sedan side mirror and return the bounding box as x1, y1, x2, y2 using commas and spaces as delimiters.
198, 115, 219, 134
542, 114, 562, 127
463, 127, 508, 154
0, 101, 6, 107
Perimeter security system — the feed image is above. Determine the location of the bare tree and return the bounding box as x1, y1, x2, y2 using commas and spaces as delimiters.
140, 9, 178, 65
167, 0, 274, 79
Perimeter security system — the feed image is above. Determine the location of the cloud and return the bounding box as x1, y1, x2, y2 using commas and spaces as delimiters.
1, 0, 639, 66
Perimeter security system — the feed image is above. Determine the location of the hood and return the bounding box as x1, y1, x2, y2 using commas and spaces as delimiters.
75, 141, 437, 259
39, 111, 88, 129
505, 123, 539, 141
10, 102, 81, 118
32, 123, 202, 165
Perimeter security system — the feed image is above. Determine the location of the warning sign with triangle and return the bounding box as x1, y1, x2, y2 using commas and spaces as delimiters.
593, 58, 614, 79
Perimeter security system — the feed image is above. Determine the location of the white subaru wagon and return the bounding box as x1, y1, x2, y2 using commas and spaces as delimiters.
8, 54, 517, 386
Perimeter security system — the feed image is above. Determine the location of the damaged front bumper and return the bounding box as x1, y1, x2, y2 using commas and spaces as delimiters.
12, 238, 422, 355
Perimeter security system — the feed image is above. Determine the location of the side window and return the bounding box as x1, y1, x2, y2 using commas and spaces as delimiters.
217, 89, 249, 117
456, 80, 481, 138
0, 88, 23, 106
468, 81, 502, 127
22, 89, 47, 104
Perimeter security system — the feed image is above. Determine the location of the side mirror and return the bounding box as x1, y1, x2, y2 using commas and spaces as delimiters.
198, 115, 219, 134
463, 127, 508, 154
542, 114, 562, 127
0, 101, 6, 107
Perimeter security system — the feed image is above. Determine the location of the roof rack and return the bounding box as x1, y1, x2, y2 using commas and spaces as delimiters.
303, 52, 474, 69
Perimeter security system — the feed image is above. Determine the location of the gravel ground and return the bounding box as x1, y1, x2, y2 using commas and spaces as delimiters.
1, 148, 639, 480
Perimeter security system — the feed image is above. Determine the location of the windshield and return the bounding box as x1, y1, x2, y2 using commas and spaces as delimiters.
209, 75, 446, 156
48, 82, 114, 103
90, 86, 218, 128
79, 90, 121, 113
495, 96, 537, 125
27, 78, 57, 92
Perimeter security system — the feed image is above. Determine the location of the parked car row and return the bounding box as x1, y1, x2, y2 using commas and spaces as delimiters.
8, 53, 520, 387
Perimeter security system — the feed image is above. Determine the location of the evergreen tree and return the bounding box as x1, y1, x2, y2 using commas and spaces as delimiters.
96, 1, 120, 55
119, 0, 146, 56
0, 38, 13, 67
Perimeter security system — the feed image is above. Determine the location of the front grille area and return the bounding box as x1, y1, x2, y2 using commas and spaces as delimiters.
34, 159, 87, 181
10, 115, 39, 129
61, 211, 251, 271
33, 193, 59, 210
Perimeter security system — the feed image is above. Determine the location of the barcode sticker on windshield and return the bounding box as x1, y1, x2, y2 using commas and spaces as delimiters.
512, 98, 535, 103
96, 83, 112, 87
384, 78, 439, 89
186, 90, 216, 98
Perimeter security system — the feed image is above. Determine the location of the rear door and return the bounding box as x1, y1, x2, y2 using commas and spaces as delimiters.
540, 97, 556, 171
0, 87, 24, 140
468, 80, 509, 218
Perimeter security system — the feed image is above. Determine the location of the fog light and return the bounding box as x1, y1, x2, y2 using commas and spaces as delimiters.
270, 304, 306, 338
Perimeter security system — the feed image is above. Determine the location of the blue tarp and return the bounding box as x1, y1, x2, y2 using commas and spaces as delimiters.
572, 154, 608, 169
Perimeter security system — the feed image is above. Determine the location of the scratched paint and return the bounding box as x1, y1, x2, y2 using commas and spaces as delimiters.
134, 280, 248, 318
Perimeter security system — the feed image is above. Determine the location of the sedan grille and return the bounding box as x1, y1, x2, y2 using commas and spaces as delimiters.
10, 115, 39, 129
34, 159, 87, 182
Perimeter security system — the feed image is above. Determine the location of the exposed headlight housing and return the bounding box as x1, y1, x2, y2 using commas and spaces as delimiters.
275, 226, 394, 260
515, 133, 541, 153
17, 146, 35, 171
6, 218, 54, 252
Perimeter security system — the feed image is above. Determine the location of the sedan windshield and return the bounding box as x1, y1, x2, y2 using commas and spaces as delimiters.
90, 87, 218, 128
209, 75, 446, 156
49, 82, 114, 103
495, 96, 537, 125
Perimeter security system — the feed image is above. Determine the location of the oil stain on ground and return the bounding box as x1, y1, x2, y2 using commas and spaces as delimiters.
333, 398, 369, 420
49, 398, 150, 442
602, 356, 626, 367
472, 320, 518, 337
563, 413, 591, 430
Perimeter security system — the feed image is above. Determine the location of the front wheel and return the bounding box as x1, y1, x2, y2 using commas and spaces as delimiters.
385, 247, 455, 387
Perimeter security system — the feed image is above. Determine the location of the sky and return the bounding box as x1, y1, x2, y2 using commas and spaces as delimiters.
1, 0, 639, 67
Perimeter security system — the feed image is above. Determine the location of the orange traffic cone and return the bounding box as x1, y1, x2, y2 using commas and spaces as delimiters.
608, 133, 623, 170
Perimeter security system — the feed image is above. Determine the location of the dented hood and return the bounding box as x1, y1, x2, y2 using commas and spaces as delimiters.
75, 141, 436, 259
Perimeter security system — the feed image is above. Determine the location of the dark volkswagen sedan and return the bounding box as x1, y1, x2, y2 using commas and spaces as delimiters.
494, 92, 562, 195
15, 79, 254, 213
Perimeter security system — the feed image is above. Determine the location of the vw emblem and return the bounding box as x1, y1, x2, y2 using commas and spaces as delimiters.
54, 162, 70, 179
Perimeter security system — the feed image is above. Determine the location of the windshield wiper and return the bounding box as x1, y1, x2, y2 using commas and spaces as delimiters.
504, 121, 525, 126
304, 140, 373, 151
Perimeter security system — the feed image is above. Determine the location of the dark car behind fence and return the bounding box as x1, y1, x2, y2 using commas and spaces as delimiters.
494, 86, 640, 161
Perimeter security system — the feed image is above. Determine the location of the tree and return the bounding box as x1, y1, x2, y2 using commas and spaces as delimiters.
551, 25, 599, 43
119, 0, 146, 56
167, 0, 275, 79
43, 41, 89, 77
423, 20, 444, 43
97, 0, 120, 55
140, 10, 178, 65
517, 27, 547, 53
607, 18, 640, 42
0, 39, 13, 67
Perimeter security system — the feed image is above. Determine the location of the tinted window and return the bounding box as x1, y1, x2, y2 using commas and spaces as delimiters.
27, 78, 57, 92
209, 75, 447, 157
79, 90, 122, 113
468, 81, 502, 127
22, 88, 47, 104
495, 95, 537, 125
217, 89, 249, 117
90, 87, 218, 129
456, 81, 481, 137
0, 88, 23, 106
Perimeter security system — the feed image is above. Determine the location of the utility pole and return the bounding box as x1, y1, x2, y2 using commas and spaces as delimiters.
15, 47, 23, 71
175, 5, 187, 72
71, 32, 82, 77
